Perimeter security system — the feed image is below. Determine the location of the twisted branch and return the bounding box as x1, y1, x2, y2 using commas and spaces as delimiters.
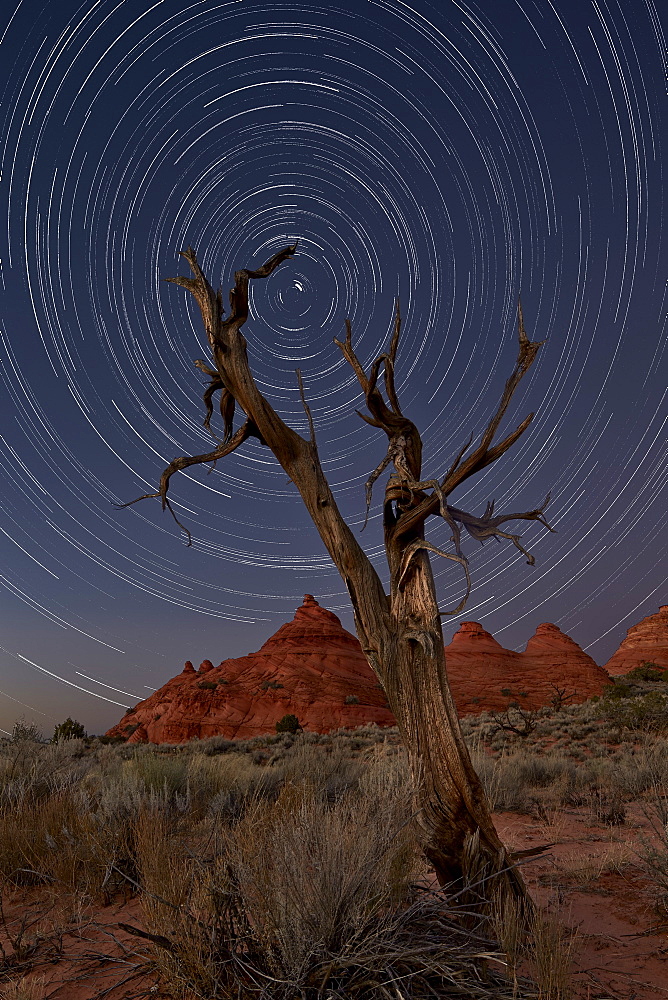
118, 245, 301, 542
194, 359, 235, 443
335, 299, 422, 525
395, 299, 545, 538
116, 420, 255, 544
336, 296, 552, 611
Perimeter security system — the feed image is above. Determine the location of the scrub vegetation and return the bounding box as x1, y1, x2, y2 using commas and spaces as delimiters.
1, 675, 668, 997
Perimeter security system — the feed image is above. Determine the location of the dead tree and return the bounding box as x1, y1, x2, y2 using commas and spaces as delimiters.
120, 244, 553, 900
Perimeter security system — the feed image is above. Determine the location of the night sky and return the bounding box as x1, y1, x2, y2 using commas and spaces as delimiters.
1, 0, 666, 737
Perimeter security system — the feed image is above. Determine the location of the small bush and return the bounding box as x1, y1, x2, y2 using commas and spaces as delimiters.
260, 680, 284, 690
626, 662, 667, 682
598, 690, 668, 733
344, 694, 360, 705
603, 682, 632, 700
52, 717, 86, 741
200, 735, 236, 756
130, 752, 189, 795
11, 717, 43, 743
275, 714, 302, 734
197, 680, 217, 690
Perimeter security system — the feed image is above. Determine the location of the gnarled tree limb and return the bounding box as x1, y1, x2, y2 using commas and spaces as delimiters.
336, 295, 552, 613
393, 299, 545, 539
117, 419, 256, 544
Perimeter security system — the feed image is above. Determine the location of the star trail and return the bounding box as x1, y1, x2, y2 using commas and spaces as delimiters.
0, 0, 666, 734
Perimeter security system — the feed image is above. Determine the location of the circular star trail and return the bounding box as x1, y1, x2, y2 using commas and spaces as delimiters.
0, 0, 665, 733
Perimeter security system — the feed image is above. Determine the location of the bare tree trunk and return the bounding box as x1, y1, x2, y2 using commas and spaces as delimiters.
121, 245, 552, 901
379, 552, 523, 892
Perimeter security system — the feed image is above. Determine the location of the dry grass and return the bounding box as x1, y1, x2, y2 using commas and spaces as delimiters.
0, 731, 550, 998
133, 766, 423, 997
492, 895, 578, 1000
530, 913, 578, 1000
129, 752, 531, 998
4, 703, 668, 997
0, 976, 46, 1000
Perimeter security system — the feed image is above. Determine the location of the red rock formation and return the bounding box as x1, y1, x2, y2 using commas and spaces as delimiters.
442, 621, 611, 714
603, 605, 668, 676
106, 596, 394, 743
107, 597, 613, 744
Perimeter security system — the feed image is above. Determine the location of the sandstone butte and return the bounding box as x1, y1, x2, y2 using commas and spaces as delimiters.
603, 605, 668, 676
106, 595, 613, 744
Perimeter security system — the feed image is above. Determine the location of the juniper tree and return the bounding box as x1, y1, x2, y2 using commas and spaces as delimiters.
121, 244, 553, 901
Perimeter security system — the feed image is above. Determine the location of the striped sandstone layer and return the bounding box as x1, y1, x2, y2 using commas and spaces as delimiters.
603, 606, 668, 676
107, 595, 394, 742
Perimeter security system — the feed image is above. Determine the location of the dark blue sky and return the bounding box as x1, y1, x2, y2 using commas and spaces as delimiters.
1, 0, 666, 735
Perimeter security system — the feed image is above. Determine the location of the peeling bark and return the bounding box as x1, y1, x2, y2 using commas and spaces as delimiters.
122, 244, 554, 903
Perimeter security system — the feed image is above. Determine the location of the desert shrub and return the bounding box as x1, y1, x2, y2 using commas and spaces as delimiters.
260, 680, 284, 690
0, 786, 115, 892
10, 718, 42, 743
488, 705, 539, 740
602, 682, 632, 700
128, 751, 189, 796
634, 749, 668, 910
616, 739, 668, 800
52, 717, 86, 741
131, 748, 546, 998
470, 749, 583, 812
591, 787, 626, 825
344, 694, 360, 704
197, 679, 217, 690
0, 737, 89, 809
278, 743, 365, 802
0, 731, 578, 997
200, 735, 236, 756
599, 690, 668, 733
275, 713, 301, 734
626, 662, 667, 682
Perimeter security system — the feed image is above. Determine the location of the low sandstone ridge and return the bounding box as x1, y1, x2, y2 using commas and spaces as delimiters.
106, 596, 614, 743
603, 605, 668, 676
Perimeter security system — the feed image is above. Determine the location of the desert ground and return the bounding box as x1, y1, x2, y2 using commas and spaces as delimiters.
2, 671, 668, 999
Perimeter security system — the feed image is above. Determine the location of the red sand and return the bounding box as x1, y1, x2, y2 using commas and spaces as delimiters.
3, 804, 666, 999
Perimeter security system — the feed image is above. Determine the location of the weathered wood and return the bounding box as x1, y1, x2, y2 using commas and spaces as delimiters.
125, 244, 554, 902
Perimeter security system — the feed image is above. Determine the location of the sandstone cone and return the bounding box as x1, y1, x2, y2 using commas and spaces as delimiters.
106, 596, 394, 743
442, 621, 610, 714
603, 605, 668, 676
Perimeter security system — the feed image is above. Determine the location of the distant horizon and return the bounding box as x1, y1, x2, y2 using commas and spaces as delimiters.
5, 594, 665, 741
1, 0, 665, 736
